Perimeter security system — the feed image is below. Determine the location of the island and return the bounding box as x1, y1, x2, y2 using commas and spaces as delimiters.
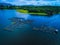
16, 6, 60, 16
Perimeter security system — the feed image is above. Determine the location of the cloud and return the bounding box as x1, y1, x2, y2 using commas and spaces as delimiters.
0, 0, 7, 2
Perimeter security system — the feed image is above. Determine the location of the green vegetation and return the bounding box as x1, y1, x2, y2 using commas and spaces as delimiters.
17, 9, 28, 13
16, 6, 60, 16
0, 5, 60, 16
17, 9, 47, 16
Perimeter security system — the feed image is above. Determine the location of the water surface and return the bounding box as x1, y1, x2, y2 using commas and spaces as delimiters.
0, 10, 60, 45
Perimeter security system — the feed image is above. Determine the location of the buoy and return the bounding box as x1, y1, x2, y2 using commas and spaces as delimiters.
54, 29, 58, 34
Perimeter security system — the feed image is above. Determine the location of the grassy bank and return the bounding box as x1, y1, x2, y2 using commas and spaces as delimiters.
16, 9, 47, 16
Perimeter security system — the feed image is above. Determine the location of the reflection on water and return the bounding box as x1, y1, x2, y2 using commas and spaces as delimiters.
0, 10, 60, 45
16, 12, 30, 20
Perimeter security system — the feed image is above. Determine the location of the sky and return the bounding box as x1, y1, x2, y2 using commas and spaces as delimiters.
0, 0, 60, 6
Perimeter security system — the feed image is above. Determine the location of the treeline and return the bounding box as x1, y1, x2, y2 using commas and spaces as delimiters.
19, 6, 60, 15
0, 5, 60, 15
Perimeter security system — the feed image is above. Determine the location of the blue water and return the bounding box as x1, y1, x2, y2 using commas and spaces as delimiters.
0, 10, 60, 45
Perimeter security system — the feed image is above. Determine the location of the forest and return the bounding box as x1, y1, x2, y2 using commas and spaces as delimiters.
0, 5, 60, 15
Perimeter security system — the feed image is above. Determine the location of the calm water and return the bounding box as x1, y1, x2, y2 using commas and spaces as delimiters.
0, 10, 60, 45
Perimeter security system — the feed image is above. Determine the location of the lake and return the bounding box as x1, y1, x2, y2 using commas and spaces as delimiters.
0, 10, 60, 45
